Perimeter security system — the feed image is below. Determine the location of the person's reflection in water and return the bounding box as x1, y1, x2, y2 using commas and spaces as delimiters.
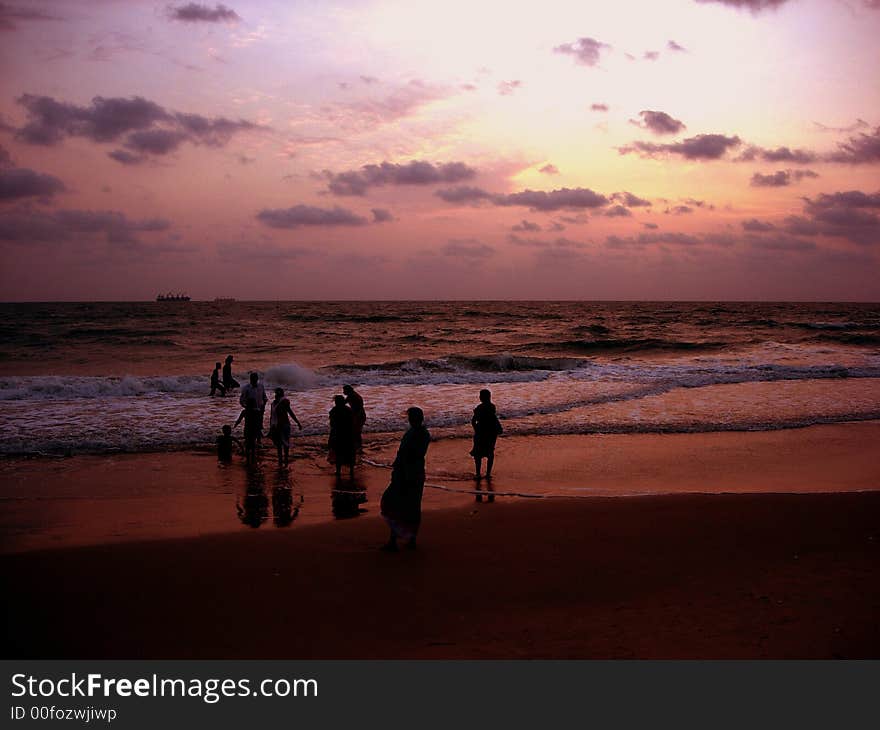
236, 466, 269, 528
331, 475, 368, 519
272, 467, 302, 527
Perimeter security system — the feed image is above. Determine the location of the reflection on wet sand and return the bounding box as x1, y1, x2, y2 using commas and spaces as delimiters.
236, 465, 301, 529
331, 476, 367, 519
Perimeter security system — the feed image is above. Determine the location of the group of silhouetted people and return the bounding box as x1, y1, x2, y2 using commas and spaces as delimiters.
212, 355, 503, 551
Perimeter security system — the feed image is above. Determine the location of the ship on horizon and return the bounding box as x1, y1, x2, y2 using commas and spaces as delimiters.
156, 292, 191, 302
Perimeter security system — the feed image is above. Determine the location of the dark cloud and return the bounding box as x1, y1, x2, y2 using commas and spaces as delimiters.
0, 3, 58, 31
16, 94, 169, 145
167, 3, 240, 23
323, 160, 476, 196
619, 134, 741, 160
434, 186, 495, 204
750, 169, 818, 187
606, 231, 702, 248
812, 119, 869, 134
14, 93, 260, 161
742, 218, 775, 232
643, 222, 659, 229
0, 144, 12, 168
667, 40, 687, 52
737, 145, 818, 164
539, 164, 559, 175
498, 80, 522, 96
826, 126, 880, 165
0, 167, 65, 202
611, 191, 651, 207
643, 51, 659, 61
631, 110, 686, 136
682, 198, 715, 210
256, 205, 368, 229
604, 205, 632, 217
125, 129, 189, 155
769, 190, 880, 245
174, 113, 259, 146
667, 205, 693, 215
494, 187, 609, 211
590, 103, 609, 112
748, 234, 816, 252
0, 208, 170, 244
508, 234, 585, 249
553, 37, 611, 67
437, 185, 609, 211
108, 149, 144, 166
694, 0, 792, 12
359, 75, 379, 84
512, 220, 542, 232
443, 239, 495, 259
371, 208, 393, 223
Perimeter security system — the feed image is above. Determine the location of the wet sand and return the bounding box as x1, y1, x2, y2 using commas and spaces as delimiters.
2, 423, 878, 658
2, 421, 880, 553
3, 491, 878, 658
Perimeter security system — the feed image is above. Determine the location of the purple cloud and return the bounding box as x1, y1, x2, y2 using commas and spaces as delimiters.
434, 186, 495, 204
0, 167, 65, 202
553, 37, 611, 67
0, 3, 58, 31
0, 208, 170, 244
256, 205, 368, 228
826, 126, 880, 164
539, 164, 559, 175
371, 208, 393, 223
512, 220, 542, 232
750, 169, 819, 187
590, 103, 609, 112
619, 134, 741, 160
667, 40, 687, 52
324, 160, 476, 196
167, 3, 240, 23
611, 191, 652, 207
604, 205, 632, 217
631, 110, 686, 136
742, 219, 776, 232
493, 187, 609, 211
643, 51, 659, 61
443, 239, 495, 259
14, 94, 259, 161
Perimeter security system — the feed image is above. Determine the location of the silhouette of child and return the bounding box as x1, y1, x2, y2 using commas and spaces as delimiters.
210, 362, 226, 396
216, 424, 239, 463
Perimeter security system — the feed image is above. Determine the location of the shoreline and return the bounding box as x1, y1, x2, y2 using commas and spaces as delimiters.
2, 421, 879, 554
4, 491, 878, 658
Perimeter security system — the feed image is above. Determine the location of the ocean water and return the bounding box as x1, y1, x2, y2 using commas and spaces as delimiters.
1, 300, 879, 455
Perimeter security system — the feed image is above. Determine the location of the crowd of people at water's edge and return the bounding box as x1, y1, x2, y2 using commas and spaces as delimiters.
211, 355, 503, 550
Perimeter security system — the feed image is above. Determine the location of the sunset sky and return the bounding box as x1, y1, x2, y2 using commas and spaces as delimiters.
1, 0, 878, 300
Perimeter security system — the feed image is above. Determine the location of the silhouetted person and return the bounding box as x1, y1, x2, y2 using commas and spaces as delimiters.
234, 393, 261, 465
470, 388, 502, 492
269, 387, 302, 467
216, 424, 239, 464
328, 395, 355, 477
380, 407, 431, 551
222, 355, 239, 391
343, 384, 366, 452
240, 372, 267, 443
210, 362, 226, 396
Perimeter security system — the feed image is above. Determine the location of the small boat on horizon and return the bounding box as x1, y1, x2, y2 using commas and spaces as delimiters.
156, 292, 191, 302
213, 297, 236, 303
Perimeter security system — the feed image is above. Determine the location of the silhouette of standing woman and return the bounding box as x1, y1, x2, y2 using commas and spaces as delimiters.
343, 384, 366, 452
470, 388, 502, 484
269, 387, 302, 467
380, 407, 431, 552
328, 395, 355, 478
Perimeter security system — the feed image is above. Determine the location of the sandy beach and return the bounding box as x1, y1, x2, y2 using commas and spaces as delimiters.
3, 423, 879, 659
